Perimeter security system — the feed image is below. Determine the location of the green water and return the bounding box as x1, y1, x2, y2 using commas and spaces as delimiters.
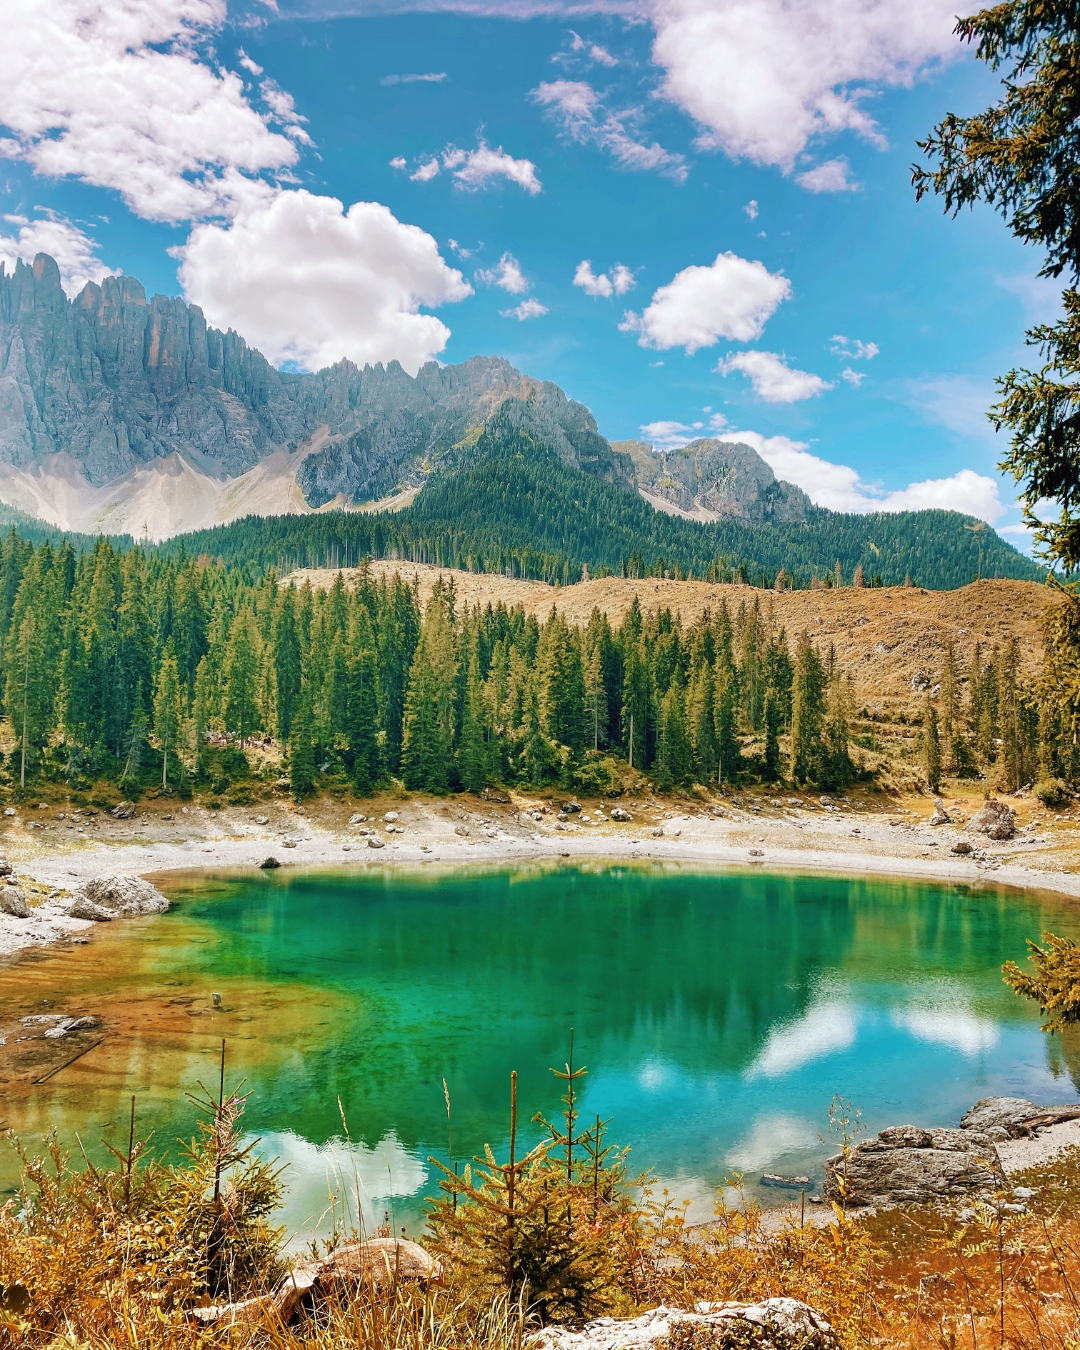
4, 863, 1080, 1239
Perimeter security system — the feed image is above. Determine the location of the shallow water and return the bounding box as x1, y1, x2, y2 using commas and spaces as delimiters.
3, 862, 1079, 1239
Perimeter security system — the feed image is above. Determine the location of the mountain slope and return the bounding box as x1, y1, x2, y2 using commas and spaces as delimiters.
161, 414, 1042, 589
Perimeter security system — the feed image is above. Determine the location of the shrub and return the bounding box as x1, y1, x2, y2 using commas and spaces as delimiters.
1035, 776, 1070, 807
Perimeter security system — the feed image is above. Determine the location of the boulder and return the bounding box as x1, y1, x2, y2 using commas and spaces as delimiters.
951, 840, 973, 855
968, 799, 1015, 840
533, 1300, 837, 1350
610, 806, 633, 822
0, 887, 29, 917
69, 896, 113, 921
961, 1097, 1038, 1135
928, 799, 952, 826
258, 856, 281, 869
367, 835, 385, 849
71, 875, 168, 917
110, 801, 136, 819
0, 858, 13, 876
824, 1124, 1006, 1206
562, 800, 582, 814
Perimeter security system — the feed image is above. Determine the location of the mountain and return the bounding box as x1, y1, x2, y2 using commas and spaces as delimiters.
613, 437, 811, 523
0, 253, 630, 538
161, 412, 1044, 590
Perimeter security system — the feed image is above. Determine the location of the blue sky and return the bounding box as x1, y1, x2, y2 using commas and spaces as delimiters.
1, 0, 1058, 541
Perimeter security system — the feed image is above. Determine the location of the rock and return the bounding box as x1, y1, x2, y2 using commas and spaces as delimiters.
68, 896, 113, 921
929, 798, 952, 826
110, 801, 136, 819
562, 800, 582, 814
748, 848, 764, 857
43, 1015, 98, 1039
0, 859, 12, 876
951, 840, 973, 855
824, 1124, 1007, 1206
281, 839, 297, 848
349, 813, 367, 824
383, 811, 399, 822
367, 835, 385, 849
0, 887, 29, 917
610, 806, 633, 822
454, 825, 470, 836
960, 1097, 1038, 1134
73, 875, 169, 916
255, 815, 270, 825
968, 798, 1015, 839
911, 670, 932, 692
191, 1238, 441, 1327
532, 1300, 837, 1350
259, 856, 281, 869
3, 808, 14, 817
480, 788, 509, 803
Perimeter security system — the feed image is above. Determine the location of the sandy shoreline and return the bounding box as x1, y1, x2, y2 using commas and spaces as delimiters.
2, 787, 1079, 961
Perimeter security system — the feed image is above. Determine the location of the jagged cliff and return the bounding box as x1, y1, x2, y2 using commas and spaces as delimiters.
0, 253, 631, 534
613, 438, 810, 524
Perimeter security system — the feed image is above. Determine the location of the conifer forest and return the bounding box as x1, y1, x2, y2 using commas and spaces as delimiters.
0, 528, 1063, 801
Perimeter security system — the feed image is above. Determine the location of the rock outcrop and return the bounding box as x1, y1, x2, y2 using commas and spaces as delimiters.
614, 437, 810, 524
68, 875, 168, 920
533, 1301, 837, 1350
0, 255, 633, 533
823, 1124, 1007, 1206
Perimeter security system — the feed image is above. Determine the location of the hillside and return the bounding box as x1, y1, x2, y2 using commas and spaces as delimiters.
166, 416, 1042, 590
286, 563, 1054, 719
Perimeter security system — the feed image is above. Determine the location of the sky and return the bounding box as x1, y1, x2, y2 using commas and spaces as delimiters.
0, 0, 1060, 544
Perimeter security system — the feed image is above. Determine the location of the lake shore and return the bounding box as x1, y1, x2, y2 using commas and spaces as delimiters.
3, 784, 1080, 962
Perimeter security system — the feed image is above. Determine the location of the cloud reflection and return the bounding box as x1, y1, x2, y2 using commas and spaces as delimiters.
746, 1000, 858, 1078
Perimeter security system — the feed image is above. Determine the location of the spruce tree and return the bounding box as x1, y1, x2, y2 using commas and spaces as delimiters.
922, 698, 942, 793
458, 649, 489, 793
763, 686, 783, 782
272, 585, 302, 743
790, 632, 826, 785
222, 607, 260, 747
289, 693, 316, 798
654, 679, 692, 789
152, 643, 184, 791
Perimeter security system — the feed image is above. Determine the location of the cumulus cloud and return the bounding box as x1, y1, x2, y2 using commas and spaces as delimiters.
744, 199, 758, 220
532, 80, 687, 181
381, 72, 448, 84
177, 190, 472, 374
841, 367, 865, 387
717, 349, 833, 402
638, 418, 1007, 520
651, 0, 962, 173
573, 259, 635, 297
4, 1, 474, 373
501, 297, 548, 320
795, 157, 859, 193
620, 251, 790, 353
830, 334, 879, 360
477, 252, 529, 293
0, 0, 299, 224
441, 142, 542, 193
0, 213, 117, 295
410, 158, 441, 182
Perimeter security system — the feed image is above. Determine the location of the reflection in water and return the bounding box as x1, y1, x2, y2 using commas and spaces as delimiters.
1, 863, 1078, 1232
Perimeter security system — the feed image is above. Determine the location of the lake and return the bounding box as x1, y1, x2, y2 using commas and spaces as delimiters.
2, 862, 1078, 1240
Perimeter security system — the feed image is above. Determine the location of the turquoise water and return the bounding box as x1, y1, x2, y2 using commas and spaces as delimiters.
4, 863, 1079, 1239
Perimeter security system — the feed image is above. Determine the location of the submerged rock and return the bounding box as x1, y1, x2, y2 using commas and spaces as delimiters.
69, 875, 168, 919
824, 1124, 1007, 1206
533, 1300, 837, 1350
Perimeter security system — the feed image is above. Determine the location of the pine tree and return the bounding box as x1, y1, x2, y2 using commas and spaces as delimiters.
584, 641, 606, 752
223, 607, 260, 747
401, 592, 457, 792
153, 643, 184, 791
714, 669, 741, 785
686, 658, 716, 783
762, 686, 783, 782
346, 610, 380, 794
922, 698, 942, 793
288, 693, 316, 798
458, 649, 489, 793
790, 632, 826, 784
272, 585, 302, 743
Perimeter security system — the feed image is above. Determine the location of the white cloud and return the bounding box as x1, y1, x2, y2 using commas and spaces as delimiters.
0, 0, 299, 224
744, 199, 758, 220
381, 72, 448, 84
2, 0, 474, 376
639, 418, 1008, 520
501, 297, 548, 320
441, 142, 542, 193
717, 349, 833, 402
795, 157, 859, 193
906, 374, 1000, 443
590, 43, 619, 65
830, 335, 879, 360
477, 251, 529, 293
389, 156, 408, 170
995, 272, 1065, 324
573, 259, 635, 297
177, 190, 472, 374
620, 251, 790, 352
0, 214, 117, 295
532, 80, 687, 182
725, 1114, 818, 1172
841, 367, 865, 386
651, 0, 962, 172
238, 49, 263, 76
410, 158, 441, 182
